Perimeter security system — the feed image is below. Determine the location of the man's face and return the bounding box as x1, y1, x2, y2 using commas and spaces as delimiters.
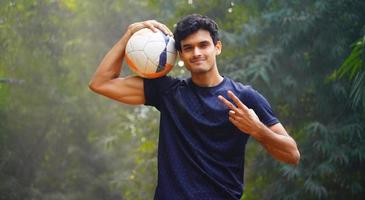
179, 29, 221, 74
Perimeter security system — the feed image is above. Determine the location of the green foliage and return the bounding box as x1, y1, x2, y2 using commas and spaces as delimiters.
1, 0, 364, 199
0, 0, 159, 199
232, 0, 365, 199
330, 37, 365, 109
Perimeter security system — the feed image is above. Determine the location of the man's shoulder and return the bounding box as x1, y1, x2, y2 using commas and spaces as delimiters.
144, 75, 186, 90
143, 76, 188, 97
224, 77, 267, 105
224, 77, 255, 93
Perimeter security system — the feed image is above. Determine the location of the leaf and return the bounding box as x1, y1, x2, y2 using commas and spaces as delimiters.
304, 178, 328, 199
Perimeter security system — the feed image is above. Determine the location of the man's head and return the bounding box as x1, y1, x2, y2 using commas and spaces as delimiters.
173, 14, 220, 52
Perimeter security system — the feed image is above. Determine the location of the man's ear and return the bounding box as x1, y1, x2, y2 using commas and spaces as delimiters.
215, 40, 222, 55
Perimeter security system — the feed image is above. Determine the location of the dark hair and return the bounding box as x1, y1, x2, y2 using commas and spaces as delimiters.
173, 14, 219, 51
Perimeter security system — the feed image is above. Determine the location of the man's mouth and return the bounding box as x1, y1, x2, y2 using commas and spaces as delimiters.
191, 58, 205, 63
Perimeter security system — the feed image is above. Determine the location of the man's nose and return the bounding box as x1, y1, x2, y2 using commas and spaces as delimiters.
192, 47, 202, 56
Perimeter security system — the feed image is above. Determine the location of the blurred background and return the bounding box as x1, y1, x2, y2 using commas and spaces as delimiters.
1, 0, 364, 199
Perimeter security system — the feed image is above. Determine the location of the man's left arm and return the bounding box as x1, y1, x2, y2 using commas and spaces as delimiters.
218, 90, 300, 165
251, 122, 300, 165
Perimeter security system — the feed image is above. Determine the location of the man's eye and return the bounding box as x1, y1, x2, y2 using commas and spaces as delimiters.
200, 43, 209, 48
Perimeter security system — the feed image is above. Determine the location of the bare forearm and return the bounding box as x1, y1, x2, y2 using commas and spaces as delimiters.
253, 123, 300, 164
261, 139, 299, 164
253, 124, 297, 153
89, 30, 132, 87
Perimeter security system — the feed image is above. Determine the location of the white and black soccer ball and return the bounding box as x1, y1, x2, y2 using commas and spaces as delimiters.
125, 28, 176, 78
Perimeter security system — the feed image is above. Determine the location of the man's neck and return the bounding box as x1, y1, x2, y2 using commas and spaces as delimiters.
190, 68, 223, 87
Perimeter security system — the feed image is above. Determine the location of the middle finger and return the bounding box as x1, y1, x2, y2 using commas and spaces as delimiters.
218, 95, 240, 113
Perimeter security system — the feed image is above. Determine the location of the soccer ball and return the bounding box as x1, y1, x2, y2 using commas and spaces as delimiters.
125, 28, 177, 78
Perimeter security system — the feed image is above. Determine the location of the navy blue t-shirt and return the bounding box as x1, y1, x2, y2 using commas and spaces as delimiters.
144, 76, 279, 200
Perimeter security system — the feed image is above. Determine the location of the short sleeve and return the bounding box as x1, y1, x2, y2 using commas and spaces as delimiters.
243, 87, 279, 126
143, 76, 179, 110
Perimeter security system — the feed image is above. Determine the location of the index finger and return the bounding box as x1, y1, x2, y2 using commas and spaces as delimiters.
227, 90, 249, 110
218, 95, 240, 113
143, 21, 158, 32
160, 24, 173, 36
145, 20, 172, 36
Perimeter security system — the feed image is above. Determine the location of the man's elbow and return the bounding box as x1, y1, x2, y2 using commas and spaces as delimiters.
288, 150, 300, 165
88, 80, 101, 93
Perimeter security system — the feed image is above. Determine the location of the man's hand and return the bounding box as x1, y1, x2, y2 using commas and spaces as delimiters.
89, 19, 172, 105
218, 90, 300, 165
218, 90, 263, 136
127, 20, 173, 37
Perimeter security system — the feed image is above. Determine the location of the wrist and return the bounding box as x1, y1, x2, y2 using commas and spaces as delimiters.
250, 121, 266, 141
119, 30, 133, 46
122, 29, 133, 41
125, 28, 133, 37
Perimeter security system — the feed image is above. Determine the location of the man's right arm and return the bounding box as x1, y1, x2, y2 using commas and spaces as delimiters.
88, 20, 172, 105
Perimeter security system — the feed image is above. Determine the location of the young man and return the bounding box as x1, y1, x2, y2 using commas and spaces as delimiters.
89, 14, 300, 200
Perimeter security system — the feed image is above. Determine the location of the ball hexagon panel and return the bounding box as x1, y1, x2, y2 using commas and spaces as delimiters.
166, 52, 177, 66
128, 35, 149, 52
128, 50, 147, 70
166, 38, 176, 54
144, 41, 166, 65
144, 60, 158, 73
